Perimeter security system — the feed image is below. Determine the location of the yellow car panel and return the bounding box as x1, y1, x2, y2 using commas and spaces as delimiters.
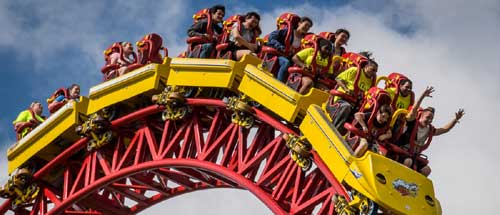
239, 64, 329, 122
167, 55, 260, 90
87, 62, 169, 114
301, 105, 440, 215
7, 98, 88, 173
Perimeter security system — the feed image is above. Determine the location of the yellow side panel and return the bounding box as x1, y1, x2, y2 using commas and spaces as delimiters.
239, 64, 329, 122
301, 105, 440, 215
87, 63, 169, 114
300, 105, 354, 179
346, 153, 439, 215
7, 98, 88, 173
167, 55, 260, 90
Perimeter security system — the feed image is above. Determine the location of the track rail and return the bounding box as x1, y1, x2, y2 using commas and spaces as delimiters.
1, 99, 346, 214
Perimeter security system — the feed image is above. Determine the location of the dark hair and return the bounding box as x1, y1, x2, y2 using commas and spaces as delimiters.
300, 16, 313, 27
245, 11, 260, 21
422, 107, 435, 114
67, 84, 80, 92
335, 28, 350, 39
399, 79, 412, 87
318, 38, 332, 50
209, 5, 225, 14
359, 51, 378, 67
379, 104, 393, 116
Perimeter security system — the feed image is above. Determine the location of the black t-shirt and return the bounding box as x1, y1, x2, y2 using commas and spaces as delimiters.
395, 118, 417, 147
362, 112, 387, 137
187, 18, 223, 38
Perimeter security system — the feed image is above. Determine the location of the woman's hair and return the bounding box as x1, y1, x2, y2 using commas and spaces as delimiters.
245, 11, 260, 21
422, 106, 435, 114
67, 84, 80, 92
399, 79, 412, 87
318, 38, 332, 49
335, 28, 350, 39
120, 42, 130, 47
299, 16, 313, 27
379, 104, 393, 116
209, 5, 225, 14
359, 51, 378, 67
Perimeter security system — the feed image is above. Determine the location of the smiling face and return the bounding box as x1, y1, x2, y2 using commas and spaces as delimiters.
419, 110, 434, 127
69, 85, 80, 99
400, 81, 412, 96
364, 63, 378, 78
245, 15, 260, 30
122, 42, 133, 55
297, 20, 312, 34
376, 111, 391, 124
212, 9, 225, 23
335, 32, 349, 46
32, 102, 43, 115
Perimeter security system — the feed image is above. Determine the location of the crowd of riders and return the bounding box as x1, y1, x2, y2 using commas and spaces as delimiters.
12, 4, 465, 177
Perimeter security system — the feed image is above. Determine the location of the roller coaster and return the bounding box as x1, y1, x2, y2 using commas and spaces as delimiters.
0, 11, 442, 215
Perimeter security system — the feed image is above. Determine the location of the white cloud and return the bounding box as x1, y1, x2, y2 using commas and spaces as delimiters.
1, 0, 498, 214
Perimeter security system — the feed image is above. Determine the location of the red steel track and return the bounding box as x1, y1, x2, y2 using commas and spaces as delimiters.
0, 98, 348, 214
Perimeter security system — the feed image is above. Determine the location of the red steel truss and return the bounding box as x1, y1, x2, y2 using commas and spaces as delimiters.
0, 98, 348, 215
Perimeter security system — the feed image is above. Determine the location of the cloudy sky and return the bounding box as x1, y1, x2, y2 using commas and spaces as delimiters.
1, 0, 499, 214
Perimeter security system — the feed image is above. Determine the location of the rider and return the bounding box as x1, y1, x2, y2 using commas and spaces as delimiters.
387, 79, 413, 110
187, 5, 225, 58
291, 38, 333, 94
397, 86, 465, 176
333, 28, 350, 56
386, 78, 413, 142
55, 84, 80, 103
47, 84, 81, 114
267, 17, 313, 82
229, 12, 261, 60
352, 104, 393, 157
109, 42, 135, 76
330, 53, 378, 132
13, 101, 45, 140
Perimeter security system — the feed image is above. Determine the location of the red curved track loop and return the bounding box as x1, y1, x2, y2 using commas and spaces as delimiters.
1, 98, 348, 215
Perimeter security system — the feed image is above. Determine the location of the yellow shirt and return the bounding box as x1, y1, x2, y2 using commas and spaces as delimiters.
335, 66, 373, 98
295, 48, 333, 74
13, 110, 45, 138
386, 87, 412, 110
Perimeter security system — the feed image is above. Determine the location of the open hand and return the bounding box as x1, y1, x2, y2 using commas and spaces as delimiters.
423, 86, 435, 98
455, 108, 465, 121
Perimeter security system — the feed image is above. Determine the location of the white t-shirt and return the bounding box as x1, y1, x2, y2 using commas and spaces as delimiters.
415, 125, 430, 146
229, 23, 254, 44
292, 30, 302, 49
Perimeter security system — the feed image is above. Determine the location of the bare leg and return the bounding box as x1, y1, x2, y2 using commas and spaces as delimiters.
117, 66, 129, 76
235, 49, 252, 61
403, 158, 412, 168
299, 76, 314, 94
353, 138, 368, 157
420, 165, 432, 176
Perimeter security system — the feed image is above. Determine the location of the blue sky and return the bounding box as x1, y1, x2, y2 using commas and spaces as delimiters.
1, 0, 500, 214
0, 0, 356, 143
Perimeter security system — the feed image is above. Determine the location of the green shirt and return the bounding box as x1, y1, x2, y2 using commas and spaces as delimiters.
295, 48, 333, 74
13, 110, 45, 138
335, 66, 373, 102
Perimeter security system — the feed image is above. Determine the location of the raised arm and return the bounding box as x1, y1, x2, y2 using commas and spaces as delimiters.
435, 108, 465, 136
407, 86, 434, 121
